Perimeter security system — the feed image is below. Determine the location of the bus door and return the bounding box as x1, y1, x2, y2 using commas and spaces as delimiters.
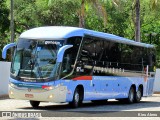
148, 72, 155, 96
144, 65, 155, 96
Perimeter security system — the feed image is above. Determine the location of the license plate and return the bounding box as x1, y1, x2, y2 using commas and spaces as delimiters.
25, 94, 34, 98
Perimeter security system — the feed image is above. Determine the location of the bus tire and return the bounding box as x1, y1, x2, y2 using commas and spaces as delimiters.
135, 87, 142, 103
69, 88, 81, 108
127, 87, 135, 104
30, 100, 40, 108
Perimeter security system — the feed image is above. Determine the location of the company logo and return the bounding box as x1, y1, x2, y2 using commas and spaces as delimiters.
2, 112, 11, 118
1, 112, 42, 118
45, 41, 61, 45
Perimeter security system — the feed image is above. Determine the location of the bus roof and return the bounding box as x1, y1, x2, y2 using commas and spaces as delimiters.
20, 26, 154, 48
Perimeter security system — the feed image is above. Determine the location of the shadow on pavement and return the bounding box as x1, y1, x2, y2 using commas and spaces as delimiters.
20, 100, 160, 111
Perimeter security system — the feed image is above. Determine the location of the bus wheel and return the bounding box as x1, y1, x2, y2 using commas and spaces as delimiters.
69, 88, 81, 108
127, 87, 135, 103
30, 100, 40, 108
135, 87, 142, 103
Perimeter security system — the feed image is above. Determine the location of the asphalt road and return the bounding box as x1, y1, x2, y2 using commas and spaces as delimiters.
0, 94, 160, 119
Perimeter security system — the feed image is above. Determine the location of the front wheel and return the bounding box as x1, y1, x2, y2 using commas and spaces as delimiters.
30, 100, 40, 108
69, 88, 81, 108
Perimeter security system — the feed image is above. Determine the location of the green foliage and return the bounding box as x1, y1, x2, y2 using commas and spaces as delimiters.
1, 0, 160, 66
36, 0, 79, 26
85, 5, 104, 31
105, 1, 130, 37
0, 0, 9, 33
14, 0, 39, 35
0, 0, 10, 61
12, 0, 79, 36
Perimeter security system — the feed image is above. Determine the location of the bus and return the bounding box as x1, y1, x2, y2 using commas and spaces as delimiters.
2, 26, 156, 108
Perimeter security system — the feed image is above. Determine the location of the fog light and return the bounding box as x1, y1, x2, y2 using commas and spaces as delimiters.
49, 94, 53, 99
10, 91, 13, 95
9, 83, 15, 87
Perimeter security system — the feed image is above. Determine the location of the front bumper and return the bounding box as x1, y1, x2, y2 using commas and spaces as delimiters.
9, 85, 67, 103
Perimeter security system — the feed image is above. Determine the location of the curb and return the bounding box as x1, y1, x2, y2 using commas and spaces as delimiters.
0, 94, 9, 99
154, 92, 160, 94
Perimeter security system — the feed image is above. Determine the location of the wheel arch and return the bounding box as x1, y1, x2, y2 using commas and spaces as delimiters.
138, 84, 143, 96
69, 84, 84, 108
76, 84, 84, 101
131, 84, 136, 91
129, 84, 136, 95
127, 84, 136, 103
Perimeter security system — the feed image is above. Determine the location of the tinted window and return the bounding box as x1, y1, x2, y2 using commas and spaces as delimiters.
75, 38, 94, 76
60, 37, 82, 78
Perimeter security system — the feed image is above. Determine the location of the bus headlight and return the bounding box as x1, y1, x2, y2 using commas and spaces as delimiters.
10, 91, 14, 95
48, 94, 53, 99
9, 83, 16, 88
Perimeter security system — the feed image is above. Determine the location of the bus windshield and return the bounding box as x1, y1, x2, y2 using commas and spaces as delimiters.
11, 39, 64, 82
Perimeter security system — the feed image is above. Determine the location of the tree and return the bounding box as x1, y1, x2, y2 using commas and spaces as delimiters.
135, 0, 140, 42
104, 1, 130, 37
151, 0, 158, 9
14, 0, 39, 35
79, 0, 123, 28
131, 0, 140, 42
79, 0, 108, 28
37, 0, 79, 26
132, 0, 159, 42
0, 0, 10, 61
0, 0, 10, 34
47, 0, 109, 28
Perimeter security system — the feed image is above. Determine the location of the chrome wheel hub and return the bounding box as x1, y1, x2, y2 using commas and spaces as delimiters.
75, 92, 79, 104
129, 90, 134, 101
137, 91, 141, 99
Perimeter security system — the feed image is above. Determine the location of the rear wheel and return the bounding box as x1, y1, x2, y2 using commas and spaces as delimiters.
135, 87, 142, 103
30, 101, 40, 108
127, 87, 135, 103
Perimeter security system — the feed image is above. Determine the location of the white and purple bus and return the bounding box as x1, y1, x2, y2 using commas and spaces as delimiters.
2, 26, 156, 108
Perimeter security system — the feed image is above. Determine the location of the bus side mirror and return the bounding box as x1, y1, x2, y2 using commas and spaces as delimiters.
57, 45, 73, 63
2, 43, 16, 59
